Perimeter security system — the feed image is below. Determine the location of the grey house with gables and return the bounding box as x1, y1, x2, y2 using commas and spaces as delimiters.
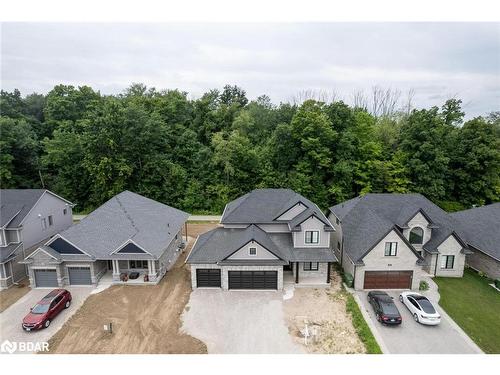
187, 189, 337, 290
0, 189, 74, 289
24, 191, 188, 288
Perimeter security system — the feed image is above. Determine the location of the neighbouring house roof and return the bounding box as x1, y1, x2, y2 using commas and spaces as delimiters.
0, 243, 22, 263
221, 188, 333, 230
329, 193, 466, 263
451, 203, 500, 261
186, 225, 337, 264
0, 189, 74, 228
39, 191, 188, 261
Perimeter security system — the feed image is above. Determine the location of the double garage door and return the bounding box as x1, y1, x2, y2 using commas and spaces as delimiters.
33, 267, 92, 287
228, 271, 277, 290
196, 269, 278, 290
363, 271, 413, 289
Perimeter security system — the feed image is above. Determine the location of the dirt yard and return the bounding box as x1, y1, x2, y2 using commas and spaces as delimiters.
0, 278, 30, 313
45, 223, 218, 354
283, 270, 365, 354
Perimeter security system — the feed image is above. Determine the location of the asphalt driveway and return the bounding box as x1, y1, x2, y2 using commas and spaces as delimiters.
0, 287, 93, 354
356, 290, 482, 354
181, 289, 304, 354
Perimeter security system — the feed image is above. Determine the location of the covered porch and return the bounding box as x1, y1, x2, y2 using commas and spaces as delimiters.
109, 259, 159, 284
283, 261, 333, 287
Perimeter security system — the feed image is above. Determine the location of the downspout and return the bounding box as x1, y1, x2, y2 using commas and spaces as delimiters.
434, 252, 439, 276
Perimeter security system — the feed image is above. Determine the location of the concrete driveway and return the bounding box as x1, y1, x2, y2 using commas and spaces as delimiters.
356, 290, 482, 354
181, 289, 304, 354
0, 287, 93, 354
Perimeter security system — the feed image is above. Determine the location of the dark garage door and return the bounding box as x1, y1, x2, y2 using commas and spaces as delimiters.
68, 266, 92, 285
228, 271, 278, 290
34, 269, 58, 288
196, 269, 221, 287
363, 271, 413, 289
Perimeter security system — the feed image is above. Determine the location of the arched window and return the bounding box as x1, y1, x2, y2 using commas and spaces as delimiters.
409, 227, 424, 244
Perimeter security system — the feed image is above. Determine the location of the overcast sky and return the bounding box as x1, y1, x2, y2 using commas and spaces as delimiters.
1, 23, 499, 118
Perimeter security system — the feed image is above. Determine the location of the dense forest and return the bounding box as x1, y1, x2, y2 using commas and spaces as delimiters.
1, 84, 499, 214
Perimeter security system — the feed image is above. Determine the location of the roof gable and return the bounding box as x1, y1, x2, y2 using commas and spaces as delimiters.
48, 237, 84, 255
116, 242, 147, 254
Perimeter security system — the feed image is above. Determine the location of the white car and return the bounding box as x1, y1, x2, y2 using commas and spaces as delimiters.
399, 292, 441, 325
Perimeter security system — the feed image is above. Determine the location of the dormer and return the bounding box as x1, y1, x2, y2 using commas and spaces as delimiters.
402, 210, 434, 251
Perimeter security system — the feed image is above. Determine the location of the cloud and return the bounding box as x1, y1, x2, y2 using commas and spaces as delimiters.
1, 22, 499, 118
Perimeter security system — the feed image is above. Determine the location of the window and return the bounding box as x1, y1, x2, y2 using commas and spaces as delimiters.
337, 241, 341, 250
305, 231, 319, 244
249, 247, 257, 256
129, 260, 148, 269
41, 218, 47, 230
303, 262, 319, 271
441, 255, 455, 269
63, 208, 67, 215
409, 227, 424, 244
48, 215, 54, 226
384, 242, 398, 256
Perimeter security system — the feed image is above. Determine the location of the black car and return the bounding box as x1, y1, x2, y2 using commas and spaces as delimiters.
367, 291, 402, 325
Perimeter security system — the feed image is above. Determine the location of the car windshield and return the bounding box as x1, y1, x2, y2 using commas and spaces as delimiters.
417, 298, 436, 314
380, 302, 399, 315
31, 303, 50, 314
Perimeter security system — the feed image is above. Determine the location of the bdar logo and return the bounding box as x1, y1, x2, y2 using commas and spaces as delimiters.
1, 340, 17, 354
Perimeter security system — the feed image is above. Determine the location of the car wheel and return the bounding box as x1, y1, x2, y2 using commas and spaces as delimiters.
376, 313, 381, 322
413, 313, 419, 323
65, 300, 71, 309
399, 295, 403, 303
44, 319, 51, 328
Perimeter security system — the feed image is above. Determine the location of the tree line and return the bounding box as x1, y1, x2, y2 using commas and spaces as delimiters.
1, 84, 499, 213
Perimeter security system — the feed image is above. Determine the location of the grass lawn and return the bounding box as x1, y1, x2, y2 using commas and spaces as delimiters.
434, 268, 500, 353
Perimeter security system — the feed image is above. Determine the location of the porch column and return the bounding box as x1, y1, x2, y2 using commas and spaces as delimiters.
112, 260, 120, 275
148, 260, 152, 275
295, 262, 299, 284
151, 260, 156, 274
326, 262, 331, 284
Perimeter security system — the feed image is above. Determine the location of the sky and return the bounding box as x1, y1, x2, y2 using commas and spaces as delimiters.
1, 22, 499, 118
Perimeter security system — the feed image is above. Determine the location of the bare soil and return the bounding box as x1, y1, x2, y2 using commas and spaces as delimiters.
45, 223, 218, 354
283, 270, 365, 354
0, 278, 30, 313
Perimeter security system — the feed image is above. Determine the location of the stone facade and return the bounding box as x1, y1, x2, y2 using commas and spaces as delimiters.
354, 230, 423, 290
466, 250, 500, 279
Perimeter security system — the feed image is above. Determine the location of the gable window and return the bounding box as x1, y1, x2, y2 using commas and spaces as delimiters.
41, 218, 47, 230
48, 215, 54, 226
384, 242, 398, 256
305, 231, 319, 244
409, 227, 424, 244
441, 255, 455, 269
249, 247, 257, 256
63, 208, 67, 215
303, 262, 319, 271
129, 260, 148, 269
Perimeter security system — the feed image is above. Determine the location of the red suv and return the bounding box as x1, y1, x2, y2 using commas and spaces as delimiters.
22, 289, 72, 331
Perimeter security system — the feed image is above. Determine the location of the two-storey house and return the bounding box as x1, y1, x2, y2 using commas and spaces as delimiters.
328, 193, 471, 290
0, 189, 74, 289
187, 189, 337, 290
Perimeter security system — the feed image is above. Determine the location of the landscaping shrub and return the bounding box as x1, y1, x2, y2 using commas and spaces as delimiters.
343, 273, 354, 288
495, 279, 500, 289
419, 280, 429, 291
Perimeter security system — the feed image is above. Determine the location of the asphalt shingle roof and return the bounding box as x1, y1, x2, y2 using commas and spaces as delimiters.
221, 189, 332, 229
187, 225, 337, 264
451, 203, 500, 261
329, 193, 465, 263
0, 189, 47, 228
52, 191, 188, 260
0, 243, 22, 263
